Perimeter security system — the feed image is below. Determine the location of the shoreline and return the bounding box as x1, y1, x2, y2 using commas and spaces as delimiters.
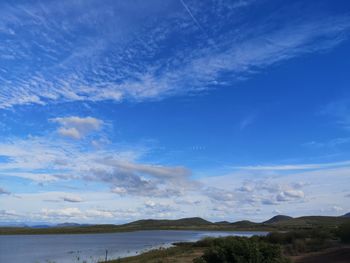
0, 226, 273, 235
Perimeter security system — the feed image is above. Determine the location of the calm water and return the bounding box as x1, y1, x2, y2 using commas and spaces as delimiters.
0, 230, 267, 263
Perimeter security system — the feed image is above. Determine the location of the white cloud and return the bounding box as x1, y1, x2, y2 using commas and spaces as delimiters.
0, 209, 19, 219
57, 128, 82, 140
51, 116, 103, 139
284, 189, 305, 199
0, 120, 349, 222
32, 204, 127, 221
1, 172, 59, 183
0, 134, 195, 199
111, 187, 127, 194
41, 207, 83, 219
232, 160, 350, 171
276, 190, 304, 202
144, 200, 157, 208
0, 2, 349, 108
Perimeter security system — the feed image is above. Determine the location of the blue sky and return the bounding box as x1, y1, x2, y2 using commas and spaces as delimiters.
0, 0, 350, 224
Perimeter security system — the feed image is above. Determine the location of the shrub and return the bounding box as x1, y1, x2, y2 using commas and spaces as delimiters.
265, 229, 335, 255
337, 221, 350, 243
193, 236, 290, 263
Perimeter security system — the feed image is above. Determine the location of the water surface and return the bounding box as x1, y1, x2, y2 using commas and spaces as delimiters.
0, 230, 267, 263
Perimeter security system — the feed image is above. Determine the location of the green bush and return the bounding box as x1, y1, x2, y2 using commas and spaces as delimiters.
266, 229, 333, 246
265, 229, 335, 255
193, 236, 290, 263
337, 221, 350, 243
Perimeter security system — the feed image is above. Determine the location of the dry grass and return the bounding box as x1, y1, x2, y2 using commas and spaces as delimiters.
105, 245, 204, 263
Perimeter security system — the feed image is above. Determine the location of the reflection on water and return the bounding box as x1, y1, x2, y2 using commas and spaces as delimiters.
0, 230, 267, 263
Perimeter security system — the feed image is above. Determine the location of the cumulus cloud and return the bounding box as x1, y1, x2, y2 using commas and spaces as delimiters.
237, 184, 254, 192
0, 129, 348, 222
205, 187, 236, 202
203, 179, 307, 211
276, 190, 305, 202
39, 207, 136, 221
51, 116, 103, 139
41, 207, 82, 219
88, 161, 193, 198
0, 209, 19, 219
75, 157, 197, 198
0, 134, 196, 199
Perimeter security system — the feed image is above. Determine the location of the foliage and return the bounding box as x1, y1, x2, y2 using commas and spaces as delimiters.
337, 221, 350, 243
264, 228, 336, 255
193, 236, 290, 263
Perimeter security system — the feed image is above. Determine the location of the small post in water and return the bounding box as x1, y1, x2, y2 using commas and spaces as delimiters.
105, 249, 108, 262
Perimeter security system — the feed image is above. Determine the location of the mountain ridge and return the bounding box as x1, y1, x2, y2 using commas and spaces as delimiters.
263, 215, 293, 224
1, 213, 349, 235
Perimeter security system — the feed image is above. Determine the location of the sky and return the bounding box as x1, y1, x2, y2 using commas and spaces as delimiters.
0, 0, 350, 224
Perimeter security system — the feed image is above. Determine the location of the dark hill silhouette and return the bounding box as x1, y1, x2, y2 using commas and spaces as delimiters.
56, 222, 82, 227
123, 217, 212, 228
231, 220, 257, 227
341, 212, 350, 218
215, 221, 231, 225
264, 215, 293, 224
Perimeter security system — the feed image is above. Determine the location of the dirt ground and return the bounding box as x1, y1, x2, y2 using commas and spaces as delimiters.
292, 246, 350, 263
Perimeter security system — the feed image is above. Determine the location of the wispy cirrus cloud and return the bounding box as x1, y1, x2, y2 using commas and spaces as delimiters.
0, 1, 349, 109
232, 160, 350, 171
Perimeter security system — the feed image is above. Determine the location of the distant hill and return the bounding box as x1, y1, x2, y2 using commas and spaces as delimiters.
0, 222, 28, 227
341, 212, 350, 218
231, 220, 258, 227
55, 223, 82, 228
31, 225, 51, 229
264, 215, 293, 224
1, 214, 350, 235
124, 217, 212, 228
215, 221, 231, 225
263, 215, 350, 228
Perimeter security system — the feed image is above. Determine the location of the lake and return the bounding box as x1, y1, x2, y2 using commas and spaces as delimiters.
0, 230, 268, 263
